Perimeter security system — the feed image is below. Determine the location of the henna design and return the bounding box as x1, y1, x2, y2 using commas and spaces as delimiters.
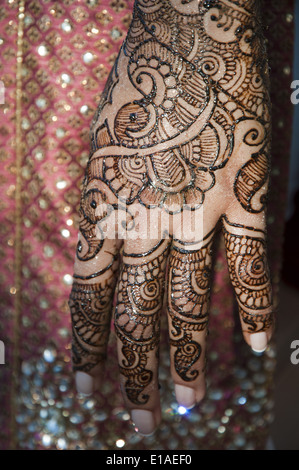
234, 149, 270, 213
69, 1, 272, 398
167, 236, 214, 381
86, 0, 271, 216
119, 347, 154, 405
171, 333, 202, 382
114, 240, 169, 404
76, 186, 105, 262
222, 216, 273, 333
69, 277, 118, 373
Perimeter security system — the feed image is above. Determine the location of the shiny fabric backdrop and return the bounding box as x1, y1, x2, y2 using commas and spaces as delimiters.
0, 0, 294, 450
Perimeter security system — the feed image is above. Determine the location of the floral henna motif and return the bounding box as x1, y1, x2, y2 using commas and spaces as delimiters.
222, 216, 273, 333
86, 0, 271, 216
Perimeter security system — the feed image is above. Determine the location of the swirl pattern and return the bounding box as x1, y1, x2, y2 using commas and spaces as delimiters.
83, 0, 271, 223
223, 219, 273, 332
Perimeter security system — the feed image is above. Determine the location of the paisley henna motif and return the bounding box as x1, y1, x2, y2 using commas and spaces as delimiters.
87, 0, 271, 219
119, 347, 154, 405
170, 333, 202, 382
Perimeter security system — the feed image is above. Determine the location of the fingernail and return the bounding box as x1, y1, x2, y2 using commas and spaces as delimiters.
131, 410, 156, 436
75, 371, 94, 395
250, 332, 268, 353
175, 384, 196, 409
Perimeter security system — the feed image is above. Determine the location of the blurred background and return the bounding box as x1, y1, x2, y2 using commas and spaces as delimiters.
271, 0, 299, 451
0, 0, 298, 451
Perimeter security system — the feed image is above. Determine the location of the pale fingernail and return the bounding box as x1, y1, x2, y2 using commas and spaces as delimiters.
250, 332, 268, 353
175, 384, 196, 409
75, 371, 93, 395
131, 410, 156, 436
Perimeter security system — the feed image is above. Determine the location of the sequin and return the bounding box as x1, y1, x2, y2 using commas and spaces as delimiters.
21, 118, 30, 130
43, 348, 56, 363
35, 97, 47, 109
238, 396, 247, 405
234, 435, 246, 447
56, 128, 66, 138
37, 44, 49, 56
63, 274, 73, 285
116, 439, 125, 448
61, 73, 71, 85
42, 434, 52, 447
57, 438, 67, 450
80, 104, 89, 114
61, 229, 70, 238
21, 361, 34, 376
61, 19, 72, 32
44, 245, 54, 257
177, 406, 188, 415
110, 27, 122, 40
56, 180, 67, 189
83, 51, 94, 63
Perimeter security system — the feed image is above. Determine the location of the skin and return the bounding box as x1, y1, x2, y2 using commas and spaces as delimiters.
69, 0, 274, 436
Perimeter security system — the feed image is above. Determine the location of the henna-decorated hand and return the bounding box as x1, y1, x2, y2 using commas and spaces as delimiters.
69, 0, 274, 436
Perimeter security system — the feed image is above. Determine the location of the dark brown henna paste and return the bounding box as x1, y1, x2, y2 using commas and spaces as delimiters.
119, 346, 153, 405
69, 279, 117, 373
88, 0, 271, 215
69, 0, 272, 388
114, 241, 169, 404
222, 216, 273, 333
167, 236, 214, 381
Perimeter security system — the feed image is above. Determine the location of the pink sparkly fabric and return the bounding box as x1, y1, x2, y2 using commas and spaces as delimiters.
0, 0, 295, 451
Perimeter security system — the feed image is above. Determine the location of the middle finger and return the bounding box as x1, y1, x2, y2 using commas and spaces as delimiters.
167, 229, 215, 409
114, 237, 171, 435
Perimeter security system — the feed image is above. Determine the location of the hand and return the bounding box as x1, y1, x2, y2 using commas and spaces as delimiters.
69, 0, 274, 436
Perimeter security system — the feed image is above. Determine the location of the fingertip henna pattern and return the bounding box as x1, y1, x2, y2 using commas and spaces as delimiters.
69, 278, 118, 374
222, 216, 273, 334
114, 241, 170, 405
167, 234, 214, 382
